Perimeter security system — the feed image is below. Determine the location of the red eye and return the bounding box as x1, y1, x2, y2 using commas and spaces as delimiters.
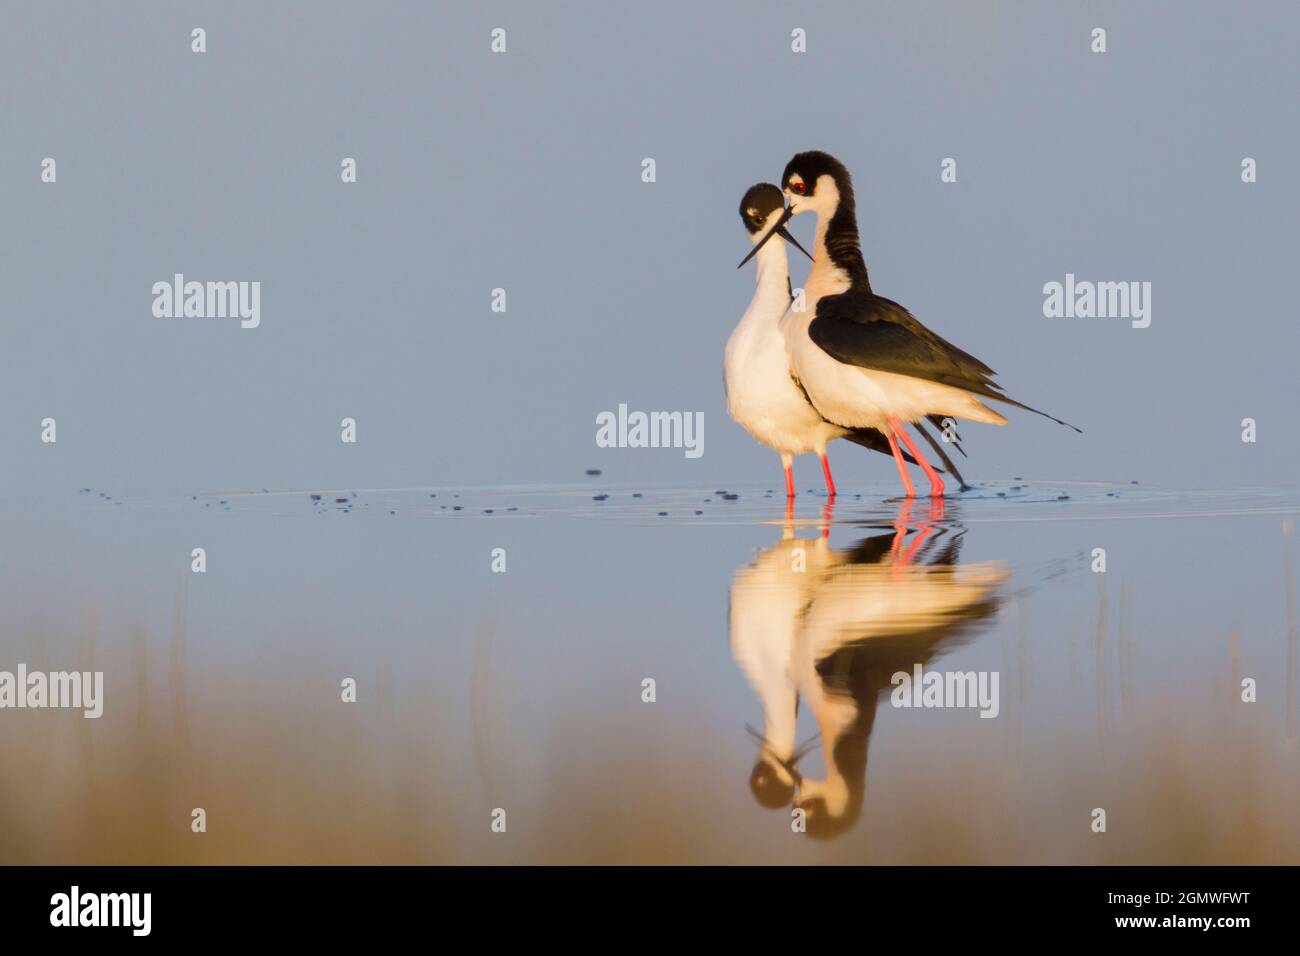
790, 181, 806, 194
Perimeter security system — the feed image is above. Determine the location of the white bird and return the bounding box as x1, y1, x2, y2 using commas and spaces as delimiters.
725, 183, 964, 498
740, 151, 1077, 498
728, 524, 830, 807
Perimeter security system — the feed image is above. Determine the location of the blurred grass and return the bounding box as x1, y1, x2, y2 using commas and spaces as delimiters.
1, 566, 1297, 864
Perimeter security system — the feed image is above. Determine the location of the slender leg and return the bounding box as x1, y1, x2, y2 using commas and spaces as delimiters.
782, 452, 795, 500
820, 453, 837, 498
901, 516, 934, 565
891, 419, 944, 497
884, 429, 916, 497
889, 497, 914, 562
914, 420, 969, 491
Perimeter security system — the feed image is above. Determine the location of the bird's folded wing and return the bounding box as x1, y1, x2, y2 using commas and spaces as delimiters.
807, 292, 1082, 432
807, 291, 1003, 395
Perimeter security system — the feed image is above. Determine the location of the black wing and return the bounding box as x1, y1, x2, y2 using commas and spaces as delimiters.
808, 292, 1080, 432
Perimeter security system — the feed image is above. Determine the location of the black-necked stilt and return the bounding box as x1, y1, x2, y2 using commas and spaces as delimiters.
730, 508, 1007, 837
727, 183, 965, 498
740, 151, 1077, 498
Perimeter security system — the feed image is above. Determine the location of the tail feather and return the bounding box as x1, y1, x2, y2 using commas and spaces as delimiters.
926, 414, 967, 458
967, 385, 1081, 433
914, 420, 970, 492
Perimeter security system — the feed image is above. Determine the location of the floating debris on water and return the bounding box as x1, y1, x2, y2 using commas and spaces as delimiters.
585, 469, 602, 476
78, 479, 1211, 528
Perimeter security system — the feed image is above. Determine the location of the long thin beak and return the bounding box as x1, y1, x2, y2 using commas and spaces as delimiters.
736, 206, 799, 268
778, 224, 813, 262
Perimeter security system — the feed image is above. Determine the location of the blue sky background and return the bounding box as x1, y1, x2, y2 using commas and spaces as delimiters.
3, 1, 1296, 498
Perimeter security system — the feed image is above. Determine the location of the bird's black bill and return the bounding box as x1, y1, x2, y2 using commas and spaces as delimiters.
736, 206, 798, 268
778, 225, 813, 262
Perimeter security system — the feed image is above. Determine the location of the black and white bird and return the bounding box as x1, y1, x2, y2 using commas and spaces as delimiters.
730, 514, 1007, 837
740, 151, 1077, 497
726, 182, 965, 498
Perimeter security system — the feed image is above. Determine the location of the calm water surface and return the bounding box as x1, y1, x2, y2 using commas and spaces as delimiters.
1, 480, 1296, 863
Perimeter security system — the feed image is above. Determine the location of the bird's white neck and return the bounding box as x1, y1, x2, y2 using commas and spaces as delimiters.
806, 212, 851, 298
751, 239, 790, 296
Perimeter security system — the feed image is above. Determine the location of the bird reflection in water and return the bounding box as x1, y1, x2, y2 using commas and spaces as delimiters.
729, 498, 1008, 838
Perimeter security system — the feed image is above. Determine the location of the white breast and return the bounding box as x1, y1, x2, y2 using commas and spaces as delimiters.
725, 286, 846, 456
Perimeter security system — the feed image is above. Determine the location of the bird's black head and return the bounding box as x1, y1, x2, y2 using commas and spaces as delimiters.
777, 149, 870, 288
735, 181, 813, 267
738, 182, 786, 235
749, 756, 797, 809
781, 150, 854, 213
795, 794, 860, 840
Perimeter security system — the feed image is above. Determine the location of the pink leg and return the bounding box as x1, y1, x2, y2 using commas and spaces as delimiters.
784, 464, 795, 500
890, 419, 944, 497
820, 454, 837, 498
890, 497, 914, 561
884, 429, 916, 497
900, 517, 934, 566
821, 498, 835, 538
